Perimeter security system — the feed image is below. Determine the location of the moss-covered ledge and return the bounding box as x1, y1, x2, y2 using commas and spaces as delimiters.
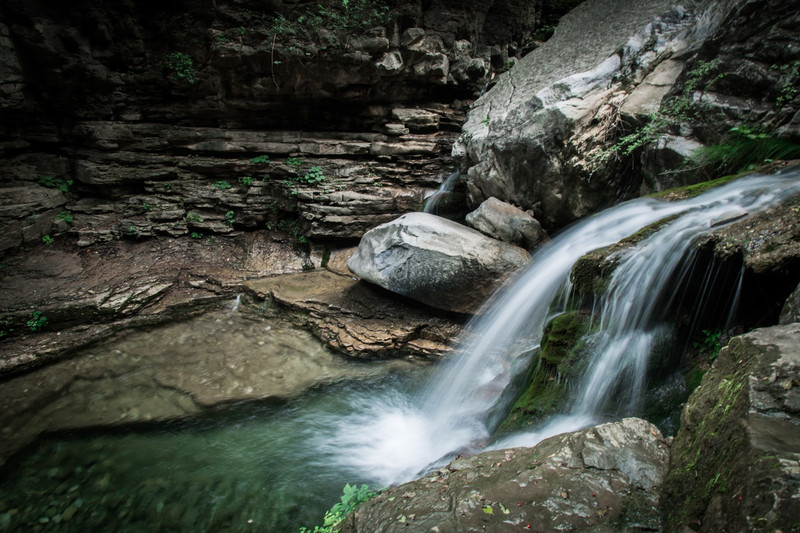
660, 323, 800, 532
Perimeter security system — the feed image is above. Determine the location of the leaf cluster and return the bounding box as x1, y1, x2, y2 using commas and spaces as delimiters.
299, 483, 377, 533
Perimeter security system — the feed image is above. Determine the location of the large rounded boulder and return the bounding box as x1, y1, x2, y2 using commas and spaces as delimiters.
347, 212, 530, 314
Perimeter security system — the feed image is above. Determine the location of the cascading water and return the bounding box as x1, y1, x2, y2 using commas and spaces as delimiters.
422, 171, 461, 215
3, 171, 799, 532
316, 170, 800, 481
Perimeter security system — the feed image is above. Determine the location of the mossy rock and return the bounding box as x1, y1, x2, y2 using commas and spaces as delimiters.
661, 324, 800, 532
496, 311, 590, 433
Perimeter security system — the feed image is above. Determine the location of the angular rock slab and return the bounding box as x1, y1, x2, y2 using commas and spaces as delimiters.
343, 418, 669, 532
465, 196, 548, 249
347, 212, 530, 314
662, 323, 800, 532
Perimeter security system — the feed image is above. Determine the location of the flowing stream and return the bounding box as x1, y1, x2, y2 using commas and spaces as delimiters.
1, 170, 799, 531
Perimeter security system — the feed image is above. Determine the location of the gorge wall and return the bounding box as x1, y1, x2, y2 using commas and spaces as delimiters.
0, 0, 576, 253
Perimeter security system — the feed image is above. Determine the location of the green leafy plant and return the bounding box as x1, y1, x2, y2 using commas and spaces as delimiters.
687, 125, 800, 178
276, 218, 308, 244
299, 483, 377, 533
165, 52, 195, 84
185, 211, 203, 224
27, 311, 48, 332
212, 180, 232, 190
42, 235, 54, 245
302, 166, 326, 185
693, 329, 722, 362
286, 156, 303, 168
55, 211, 74, 223
239, 176, 254, 186
191, 231, 204, 239
250, 155, 271, 164
139, 202, 153, 213
39, 175, 73, 192
225, 210, 235, 226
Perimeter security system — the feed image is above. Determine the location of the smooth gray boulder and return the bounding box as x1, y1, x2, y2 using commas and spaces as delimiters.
347, 212, 530, 314
465, 196, 548, 249
343, 418, 670, 532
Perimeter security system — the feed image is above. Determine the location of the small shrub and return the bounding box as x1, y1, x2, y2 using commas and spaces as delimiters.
185, 212, 203, 224
302, 166, 325, 185
212, 180, 232, 190
693, 329, 722, 362
687, 125, 800, 178
42, 235, 54, 245
55, 211, 74, 223
139, 202, 153, 213
286, 156, 303, 168
39, 175, 73, 192
225, 210, 235, 226
165, 52, 195, 84
250, 155, 271, 164
299, 484, 377, 533
191, 232, 204, 239
27, 311, 48, 332
239, 176, 254, 186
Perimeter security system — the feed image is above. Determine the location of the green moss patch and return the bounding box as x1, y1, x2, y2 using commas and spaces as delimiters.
496, 311, 590, 433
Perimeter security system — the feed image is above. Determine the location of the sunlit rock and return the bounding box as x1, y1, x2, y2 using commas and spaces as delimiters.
347, 212, 530, 314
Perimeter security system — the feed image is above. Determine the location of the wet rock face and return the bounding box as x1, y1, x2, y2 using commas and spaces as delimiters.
662, 323, 800, 532
343, 418, 670, 533
347, 212, 530, 314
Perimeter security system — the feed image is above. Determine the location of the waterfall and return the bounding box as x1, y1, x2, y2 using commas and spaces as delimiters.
422, 171, 461, 215
317, 170, 800, 486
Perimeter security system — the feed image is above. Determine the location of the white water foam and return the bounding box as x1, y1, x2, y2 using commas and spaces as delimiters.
316, 170, 800, 485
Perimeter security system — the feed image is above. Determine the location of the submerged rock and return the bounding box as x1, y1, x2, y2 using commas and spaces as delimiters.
662, 323, 800, 532
347, 212, 530, 314
343, 417, 670, 533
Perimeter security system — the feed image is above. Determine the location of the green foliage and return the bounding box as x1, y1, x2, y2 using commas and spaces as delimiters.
250, 155, 271, 164
268, 0, 391, 49
185, 211, 203, 224
693, 329, 722, 362
165, 52, 195, 84
276, 218, 307, 244
39, 175, 73, 192
286, 156, 303, 168
55, 211, 73, 223
212, 180, 232, 190
771, 61, 800, 108
138, 202, 153, 214
27, 311, 48, 332
190, 232, 204, 239
239, 176, 254, 186
302, 166, 326, 185
225, 210, 235, 226
687, 125, 800, 178
601, 60, 724, 162
299, 483, 377, 533
41, 235, 54, 245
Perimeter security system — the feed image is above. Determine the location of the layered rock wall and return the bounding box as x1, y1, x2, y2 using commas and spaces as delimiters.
0, 0, 548, 253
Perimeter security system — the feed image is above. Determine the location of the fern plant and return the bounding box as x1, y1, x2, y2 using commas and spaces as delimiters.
687, 125, 800, 178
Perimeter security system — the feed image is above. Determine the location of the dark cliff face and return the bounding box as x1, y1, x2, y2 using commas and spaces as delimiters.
0, 0, 546, 132
0, 0, 553, 253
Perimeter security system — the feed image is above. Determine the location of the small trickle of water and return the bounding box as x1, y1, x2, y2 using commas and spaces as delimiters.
230, 293, 242, 313
422, 171, 461, 215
